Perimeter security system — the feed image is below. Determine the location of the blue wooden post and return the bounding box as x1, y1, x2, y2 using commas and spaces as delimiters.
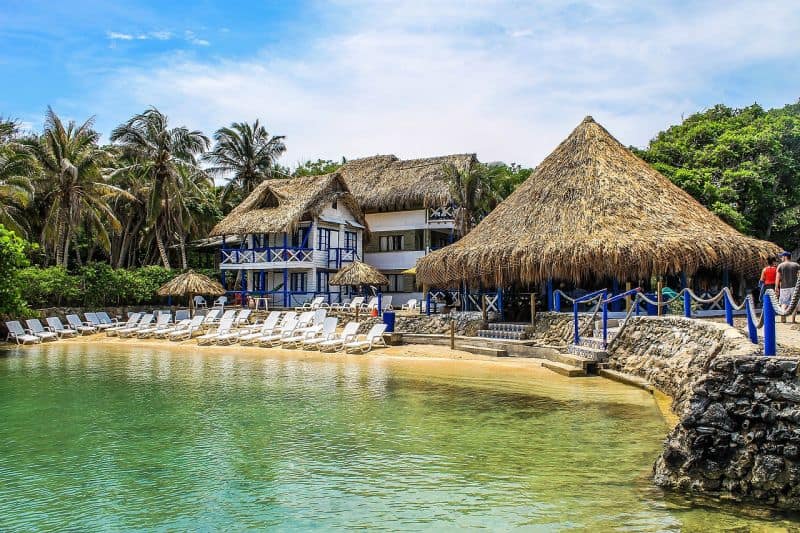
221, 269, 227, 289
241, 269, 247, 307
426, 291, 431, 316
683, 290, 692, 318
378, 291, 383, 316
612, 279, 620, 311
497, 288, 504, 321
763, 292, 777, 356
745, 298, 759, 344
573, 301, 580, 345
724, 291, 734, 326
602, 298, 609, 348
546, 279, 553, 311
283, 268, 288, 308
554, 291, 561, 312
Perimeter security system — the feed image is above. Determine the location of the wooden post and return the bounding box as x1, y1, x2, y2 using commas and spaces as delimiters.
530, 293, 536, 325
657, 278, 663, 317
625, 282, 632, 312
450, 320, 455, 350
481, 295, 487, 322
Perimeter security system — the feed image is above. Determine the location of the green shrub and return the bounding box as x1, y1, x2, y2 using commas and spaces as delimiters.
18, 266, 80, 308
0, 225, 31, 315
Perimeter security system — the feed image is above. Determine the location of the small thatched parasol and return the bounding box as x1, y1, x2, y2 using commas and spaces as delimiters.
157, 270, 226, 313
330, 261, 389, 287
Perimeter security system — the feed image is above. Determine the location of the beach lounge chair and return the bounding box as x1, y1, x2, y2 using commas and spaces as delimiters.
360, 297, 378, 312
401, 299, 418, 311
153, 318, 190, 339
317, 322, 360, 352
118, 314, 154, 338
136, 312, 172, 338
329, 297, 351, 311
85, 312, 115, 331
258, 318, 299, 347
66, 314, 97, 335
193, 295, 207, 309
25, 319, 59, 342
381, 295, 393, 310
5, 321, 41, 345
199, 309, 221, 329
233, 309, 251, 327
175, 309, 191, 321
344, 324, 388, 354
238, 312, 283, 345
336, 296, 364, 314
212, 296, 227, 309
46, 317, 78, 338
298, 317, 339, 349
105, 313, 141, 336
197, 317, 234, 345
96, 312, 121, 327
168, 315, 205, 341
295, 296, 325, 311
281, 317, 333, 348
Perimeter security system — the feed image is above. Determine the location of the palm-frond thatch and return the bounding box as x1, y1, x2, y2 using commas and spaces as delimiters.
329, 261, 389, 286
339, 154, 476, 212
157, 270, 225, 296
209, 173, 367, 236
417, 116, 781, 287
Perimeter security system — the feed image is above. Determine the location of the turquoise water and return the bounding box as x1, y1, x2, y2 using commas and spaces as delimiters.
0, 344, 796, 531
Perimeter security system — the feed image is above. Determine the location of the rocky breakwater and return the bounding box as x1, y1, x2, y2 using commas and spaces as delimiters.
608, 316, 800, 510
528, 312, 591, 347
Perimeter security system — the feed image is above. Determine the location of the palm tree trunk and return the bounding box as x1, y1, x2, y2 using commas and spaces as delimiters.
61, 226, 72, 268
155, 227, 171, 269
55, 216, 66, 266
179, 232, 188, 269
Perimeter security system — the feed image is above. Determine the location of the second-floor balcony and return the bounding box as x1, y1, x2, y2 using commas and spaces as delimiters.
221, 246, 313, 267
327, 247, 359, 269
427, 205, 456, 222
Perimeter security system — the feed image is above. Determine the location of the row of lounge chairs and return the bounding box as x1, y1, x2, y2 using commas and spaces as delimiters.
294, 295, 422, 313
5, 308, 388, 353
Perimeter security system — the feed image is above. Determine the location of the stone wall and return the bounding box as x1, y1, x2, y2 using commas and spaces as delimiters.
608, 316, 800, 510
528, 312, 591, 347
357, 312, 492, 335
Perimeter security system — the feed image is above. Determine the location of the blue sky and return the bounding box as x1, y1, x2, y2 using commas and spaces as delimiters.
2, 0, 799, 167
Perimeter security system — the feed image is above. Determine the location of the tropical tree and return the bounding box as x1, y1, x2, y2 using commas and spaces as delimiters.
204, 120, 286, 205
0, 122, 36, 236
24, 108, 129, 266
443, 163, 502, 238
110, 107, 209, 269
293, 158, 344, 177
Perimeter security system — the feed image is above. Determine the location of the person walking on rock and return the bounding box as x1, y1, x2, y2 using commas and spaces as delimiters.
775, 251, 799, 323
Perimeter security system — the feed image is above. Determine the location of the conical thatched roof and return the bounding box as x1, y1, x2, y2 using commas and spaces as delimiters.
209, 173, 367, 236
157, 270, 226, 296
338, 154, 476, 212
417, 116, 780, 287
329, 261, 389, 286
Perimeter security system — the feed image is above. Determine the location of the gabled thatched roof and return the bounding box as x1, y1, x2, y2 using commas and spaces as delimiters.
157, 270, 226, 296
416, 116, 780, 287
339, 153, 477, 212
209, 173, 368, 236
329, 261, 389, 286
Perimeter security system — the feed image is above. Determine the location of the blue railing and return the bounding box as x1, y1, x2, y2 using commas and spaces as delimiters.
220, 246, 313, 265
572, 289, 608, 345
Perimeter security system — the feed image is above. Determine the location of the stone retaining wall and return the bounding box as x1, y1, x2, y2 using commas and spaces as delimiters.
608, 316, 800, 510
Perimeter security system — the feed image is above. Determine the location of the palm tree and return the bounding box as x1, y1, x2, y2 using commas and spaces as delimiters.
24, 108, 129, 266
443, 163, 500, 238
204, 120, 286, 203
110, 107, 209, 269
0, 142, 35, 236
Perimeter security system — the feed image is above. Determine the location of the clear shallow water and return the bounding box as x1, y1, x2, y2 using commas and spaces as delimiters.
0, 345, 797, 531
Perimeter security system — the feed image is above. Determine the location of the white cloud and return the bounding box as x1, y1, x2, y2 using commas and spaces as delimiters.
107, 31, 134, 40
95, 0, 800, 167
184, 30, 210, 46
149, 31, 172, 40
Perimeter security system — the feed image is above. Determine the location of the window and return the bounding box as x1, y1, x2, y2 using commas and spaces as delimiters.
318, 228, 331, 250
379, 235, 404, 251
290, 272, 307, 292
317, 271, 330, 293
344, 231, 357, 252
387, 274, 403, 292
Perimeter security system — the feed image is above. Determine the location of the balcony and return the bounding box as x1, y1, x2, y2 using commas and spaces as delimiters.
427, 205, 456, 223
327, 247, 359, 269
364, 250, 426, 270
220, 247, 313, 268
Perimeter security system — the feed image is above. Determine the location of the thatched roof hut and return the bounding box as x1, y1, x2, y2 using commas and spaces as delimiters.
330, 261, 389, 286
416, 116, 780, 287
209, 173, 367, 237
338, 154, 476, 212
157, 270, 225, 297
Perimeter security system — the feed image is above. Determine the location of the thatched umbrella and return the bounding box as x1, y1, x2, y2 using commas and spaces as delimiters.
157, 270, 226, 314
330, 261, 389, 287
417, 116, 780, 287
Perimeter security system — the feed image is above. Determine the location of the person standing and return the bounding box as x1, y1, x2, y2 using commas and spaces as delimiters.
775, 251, 800, 323
759, 257, 778, 302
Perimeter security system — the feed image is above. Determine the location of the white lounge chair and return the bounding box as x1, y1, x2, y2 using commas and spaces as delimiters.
168, 315, 205, 341
153, 318, 191, 339
175, 309, 191, 321
96, 312, 121, 328
360, 297, 378, 312
66, 314, 97, 335
329, 297, 351, 311
212, 296, 227, 310
318, 322, 360, 352
336, 296, 364, 314
197, 317, 234, 345
46, 317, 78, 338
85, 312, 115, 330
25, 319, 59, 342
199, 309, 221, 329
381, 295, 393, 311
281, 321, 327, 348
401, 299, 418, 312
344, 324, 388, 353
295, 296, 325, 311
193, 295, 207, 309
258, 318, 299, 347
299, 317, 339, 349
6, 320, 42, 345
233, 309, 251, 327
118, 314, 154, 338
238, 312, 283, 345
105, 313, 141, 337
136, 313, 172, 338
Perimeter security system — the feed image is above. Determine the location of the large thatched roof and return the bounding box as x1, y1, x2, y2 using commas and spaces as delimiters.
329, 261, 389, 286
339, 154, 476, 212
416, 116, 780, 287
157, 270, 226, 296
210, 173, 367, 236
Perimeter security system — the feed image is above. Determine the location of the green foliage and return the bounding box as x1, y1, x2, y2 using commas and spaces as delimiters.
635, 102, 800, 249
0, 225, 31, 314
293, 158, 345, 177
17, 266, 80, 308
